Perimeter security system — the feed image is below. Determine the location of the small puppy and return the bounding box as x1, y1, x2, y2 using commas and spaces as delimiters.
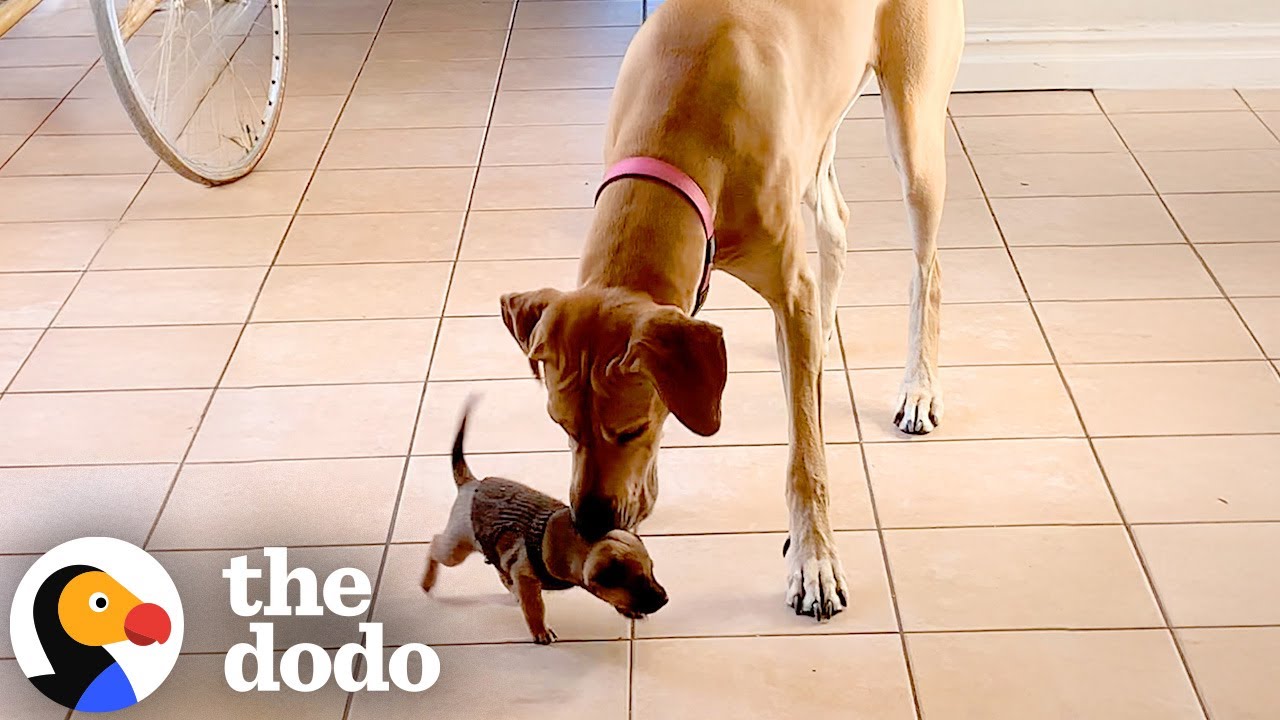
421, 399, 668, 644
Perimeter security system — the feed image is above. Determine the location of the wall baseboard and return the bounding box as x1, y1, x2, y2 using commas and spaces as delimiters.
952, 23, 1280, 91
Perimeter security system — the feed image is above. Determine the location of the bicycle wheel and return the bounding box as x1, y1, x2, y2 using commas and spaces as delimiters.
92, 0, 287, 185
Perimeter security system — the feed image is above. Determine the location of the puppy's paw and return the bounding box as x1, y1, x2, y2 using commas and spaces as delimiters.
618, 608, 647, 620
784, 531, 849, 622
531, 627, 557, 645
893, 379, 943, 435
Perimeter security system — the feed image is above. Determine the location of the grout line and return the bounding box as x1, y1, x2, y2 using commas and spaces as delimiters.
957, 100, 1217, 720
1238, 89, 1280, 144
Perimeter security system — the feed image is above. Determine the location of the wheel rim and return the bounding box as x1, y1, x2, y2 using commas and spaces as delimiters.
93, 0, 287, 185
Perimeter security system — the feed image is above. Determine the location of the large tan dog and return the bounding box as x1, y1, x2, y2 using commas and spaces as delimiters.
500, 0, 964, 619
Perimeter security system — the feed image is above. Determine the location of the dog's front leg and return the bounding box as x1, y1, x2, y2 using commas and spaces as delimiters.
512, 561, 555, 644
771, 259, 849, 621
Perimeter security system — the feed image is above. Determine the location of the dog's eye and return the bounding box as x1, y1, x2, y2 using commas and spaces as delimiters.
615, 425, 648, 445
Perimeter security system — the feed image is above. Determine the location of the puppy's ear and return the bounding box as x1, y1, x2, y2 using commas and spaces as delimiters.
500, 289, 563, 378
616, 307, 727, 436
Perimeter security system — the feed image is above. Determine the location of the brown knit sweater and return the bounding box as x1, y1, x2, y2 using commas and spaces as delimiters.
471, 478, 575, 591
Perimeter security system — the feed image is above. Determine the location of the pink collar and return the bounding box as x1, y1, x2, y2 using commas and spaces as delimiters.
595, 156, 716, 314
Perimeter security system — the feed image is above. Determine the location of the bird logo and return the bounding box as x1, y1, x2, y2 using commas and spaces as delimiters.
9, 538, 184, 713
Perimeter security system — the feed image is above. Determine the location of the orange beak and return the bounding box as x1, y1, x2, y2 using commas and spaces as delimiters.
123, 603, 171, 646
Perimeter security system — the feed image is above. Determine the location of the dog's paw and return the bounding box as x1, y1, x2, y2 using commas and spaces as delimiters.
784, 534, 848, 622
618, 608, 647, 620
893, 381, 943, 435
531, 627, 557, 645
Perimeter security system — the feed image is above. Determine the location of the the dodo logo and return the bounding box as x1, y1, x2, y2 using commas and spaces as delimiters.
9, 537, 184, 713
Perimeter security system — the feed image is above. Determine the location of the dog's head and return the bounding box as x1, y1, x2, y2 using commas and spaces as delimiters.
500, 286, 727, 538
582, 529, 668, 617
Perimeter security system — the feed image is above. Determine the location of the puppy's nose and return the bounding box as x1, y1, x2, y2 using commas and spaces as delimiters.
572, 496, 617, 539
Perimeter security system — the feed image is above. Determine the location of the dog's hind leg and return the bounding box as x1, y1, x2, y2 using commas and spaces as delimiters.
421, 532, 475, 592
877, 0, 964, 434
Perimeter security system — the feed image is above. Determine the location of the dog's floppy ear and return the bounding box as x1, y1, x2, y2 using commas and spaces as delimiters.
500, 289, 563, 378
616, 307, 727, 436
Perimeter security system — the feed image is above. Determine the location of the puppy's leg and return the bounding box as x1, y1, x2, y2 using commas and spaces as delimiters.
511, 558, 555, 645
878, 0, 964, 435
421, 532, 474, 592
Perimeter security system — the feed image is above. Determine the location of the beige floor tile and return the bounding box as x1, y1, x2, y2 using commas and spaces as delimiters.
1014, 245, 1218, 301
338, 92, 493, 129
225, 318, 435, 386
973, 152, 1152, 197
483, 123, 605, 165
835, 117, 963, 158
150, 457, 403, 549
0, 221, 110, 271
699, 307, 842, 373
0, 174, 146, 222
0, 271, 78, 328
887, 525, 1161, 630
348, 642, 628, 720
1138, 149, 1280, 193
275, 94, 347, 132
0, 389, 208, 464
699, 269, 771, 311
1097, 435, 1280, 523
92, 216, 290, 269
1, 658, 67, 720
499, 56, 624, 90
1065, 361, 1280, 436
369, 30, 506, 62
86, 653, 347, 720
836, 155, 983, 202
11, 325, 239, 391
852, 365, 1082, 443
839, 303, 1050, 368
1240, 89, 1280, 111
0, 133, 23, 165
1136, 522, 1280, 626
638, 532, 895, 637
0, 464, 174, 553
633, 635, 914, 720
279, 212, 462, 264
1198, 242, 1280, 296
430, 315, 533, 379
1179, 627, 1280, 720
1236, 298, 1280, 357
491, 88, 613, 125
381, 1, 514, 32
1038, 299, 1261, 362
461, 207, 590, 260
507, 26, 636, 58
394, 452, 571, 543
56, 267, 266, 326
472, 162, 599, 209
189, 382, 422, 461
156, 546, 381, 653
1260, 111, 1280, 136
321, 127, 485, 169
1164, 192, 1280, 243
0, 98, 56, 134
0, 66, 82, 99
301, 167, 474, 213
956, 114, 1125, 154
354, 58, 500, 94
1111, 111, 1278, 151
0, 329, 39, 388
253, 263, 450, 321
372, 543, 630, 645
1096, 89, 1247, 113
867, 438, 1117, 528
37, 97, 133, 135
287, 7, 386, 34
908, 630, 1202, 720
127, 171, 311, 220
446, 258, 578, 315
0, 133, 155, 176
839, 248, 1025, 305
0, 555, 30, 657
287, 60, 365, 97
252, 130, 330, 172
947, 90, 1100, 116
993, 195, 1183, 246
846, 198, 1002, 250
413, 378, 566, 454
3, 5, 94, 38
662, 370, 857, 447
514, 0, 640, 28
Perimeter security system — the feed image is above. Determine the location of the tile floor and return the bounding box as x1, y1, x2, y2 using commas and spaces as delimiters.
2, 0, 1280, 718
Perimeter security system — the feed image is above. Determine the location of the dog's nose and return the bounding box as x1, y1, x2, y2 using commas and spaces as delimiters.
572, 496, 617, 539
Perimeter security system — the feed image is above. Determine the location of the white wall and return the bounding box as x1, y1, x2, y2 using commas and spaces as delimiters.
957, 0, 1280, 90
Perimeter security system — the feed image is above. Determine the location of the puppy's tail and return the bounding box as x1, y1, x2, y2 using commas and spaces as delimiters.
451, 394, 480, 487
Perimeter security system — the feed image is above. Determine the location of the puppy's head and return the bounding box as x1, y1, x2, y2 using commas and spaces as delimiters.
582, 530, 668, 617
500, 287, 727, 538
